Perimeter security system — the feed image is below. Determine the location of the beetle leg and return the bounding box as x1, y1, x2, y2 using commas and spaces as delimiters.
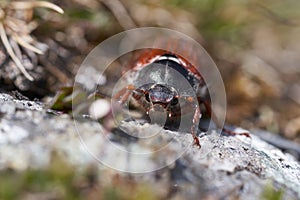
174, 95, 201, 147
132, 90, 151, 111
201, 100, 212, 118
113, 85, 150, 117
191, 105, 201, 148
199, 98, 250, 138
113, 84, 135, 104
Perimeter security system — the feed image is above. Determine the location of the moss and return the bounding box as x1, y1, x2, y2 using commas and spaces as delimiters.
0, 170, 24, 200
132, 185, 157, 200
0, 151, 158, 200
261, 182, 283, 200
103, 187, 122, 200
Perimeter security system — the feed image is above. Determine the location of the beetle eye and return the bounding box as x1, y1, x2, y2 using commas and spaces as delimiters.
145, 93, 150, 102
170, 97, 178, 105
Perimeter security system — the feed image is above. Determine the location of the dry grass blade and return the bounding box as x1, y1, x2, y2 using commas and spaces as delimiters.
9, 1, 64, 14
99, 0, 136, 30
0, 1, 64, 81
12, 34, 43, 54
0, 23, 34, 81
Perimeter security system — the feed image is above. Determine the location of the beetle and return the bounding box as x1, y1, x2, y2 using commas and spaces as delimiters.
111, 42, 250, 148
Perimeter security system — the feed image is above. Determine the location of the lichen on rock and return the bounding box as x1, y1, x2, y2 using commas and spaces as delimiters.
0, 92, 299, 199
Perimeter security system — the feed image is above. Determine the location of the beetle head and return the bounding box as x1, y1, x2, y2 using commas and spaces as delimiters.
144, 84, 178, 109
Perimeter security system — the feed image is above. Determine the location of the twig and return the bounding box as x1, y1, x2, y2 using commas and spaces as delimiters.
99, 0, 137, 30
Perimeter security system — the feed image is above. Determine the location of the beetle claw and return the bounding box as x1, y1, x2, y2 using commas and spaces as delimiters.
193, 136, 201, 148
239, 132, 251, 138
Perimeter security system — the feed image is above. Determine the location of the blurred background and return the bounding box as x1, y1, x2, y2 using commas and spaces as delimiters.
1, 0, 300, 143
0, 1, 300, 199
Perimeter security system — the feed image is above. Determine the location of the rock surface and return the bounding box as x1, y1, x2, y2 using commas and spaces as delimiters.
0, 92, 299, 199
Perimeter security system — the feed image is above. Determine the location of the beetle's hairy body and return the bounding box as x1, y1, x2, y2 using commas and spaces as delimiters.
110, 39, 251, 147
121, 50, 209, 133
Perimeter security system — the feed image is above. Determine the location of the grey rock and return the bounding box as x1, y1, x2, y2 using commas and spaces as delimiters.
0, 92, 299, 199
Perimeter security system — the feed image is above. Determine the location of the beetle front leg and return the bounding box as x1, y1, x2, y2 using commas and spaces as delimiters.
113, 84, 135, 104
191, 105, 201, 148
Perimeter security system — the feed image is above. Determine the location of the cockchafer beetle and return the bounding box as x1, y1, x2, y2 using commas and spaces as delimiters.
106, 41, 250, 148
